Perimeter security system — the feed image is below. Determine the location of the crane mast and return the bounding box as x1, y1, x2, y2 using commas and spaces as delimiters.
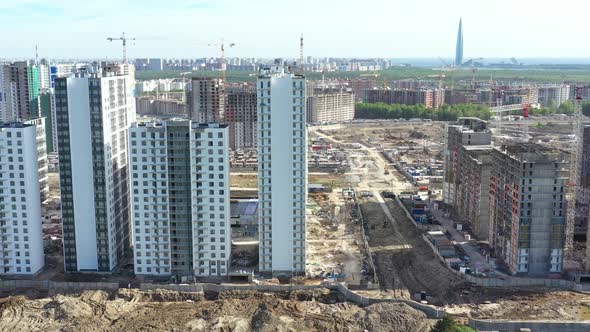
106, 32, 135, 64
299, 34, 304, 73
209, 38, 235, 89
566, 86, 583, 259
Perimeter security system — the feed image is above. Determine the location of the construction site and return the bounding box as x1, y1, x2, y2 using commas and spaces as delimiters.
8, 114, 590, 330
305, 118, 590, 321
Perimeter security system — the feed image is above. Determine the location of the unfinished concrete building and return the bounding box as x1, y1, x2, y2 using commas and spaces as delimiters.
456, 145, 493, 240
188, 77, 224, 123
226, 85, 257, 151
576, 125, 590, 238
306, 88, 354, 124
444, 118, 492, 207
537, 84, 570, 108
364, 88, 444, 109
489, 144, 568, 275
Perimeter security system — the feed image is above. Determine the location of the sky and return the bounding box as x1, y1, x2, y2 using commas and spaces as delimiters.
1, 0, 589, 60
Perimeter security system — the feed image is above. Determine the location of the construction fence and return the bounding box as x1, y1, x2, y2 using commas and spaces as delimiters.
0, 279, 588, 330
0, 279, 119, 291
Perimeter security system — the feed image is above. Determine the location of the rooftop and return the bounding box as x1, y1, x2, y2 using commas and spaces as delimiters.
1, 122, 35, 129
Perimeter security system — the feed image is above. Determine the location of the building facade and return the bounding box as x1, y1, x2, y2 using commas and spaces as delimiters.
364, 88, 444, 109
39, 90, 56, 153
55, 67, 135, 272
135, 96, 187, 118
455, 145, 493, 240
306, 88, 355, 124
348, 79, 376, 102
0, 122, 45, 275
576, 125, 590, 237
537, 84, 570, 108
257, 64, 307, 275
23, 117, 49, 204
226, 86, 257, 151
489, 144, 568, 275
0, 68, 9, 123
0, 61, 41, 122
443, 118, 492, 207
188, 77, 224, 123
129, 121, 231, 279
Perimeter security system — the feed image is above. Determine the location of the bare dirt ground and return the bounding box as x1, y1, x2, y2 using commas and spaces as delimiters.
306, 191, 365, 286
311, 121, 590, 321
0, 289, 433, 332
444, 289, 590, 320
230, 173, 349, 189
360, 199, 467, 304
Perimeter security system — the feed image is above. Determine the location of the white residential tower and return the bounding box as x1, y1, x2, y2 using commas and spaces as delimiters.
257, 64, 307, 275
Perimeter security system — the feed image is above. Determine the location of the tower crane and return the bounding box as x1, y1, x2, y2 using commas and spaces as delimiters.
438, 57, 456, 102
107, 32, 135, 64
208, 38, 235, 85
299, 34, 304, 73
179, 71, 192, 103
566, 86, 583, 263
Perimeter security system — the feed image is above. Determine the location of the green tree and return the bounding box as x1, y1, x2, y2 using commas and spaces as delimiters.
431, 316, 456, 332
582, 102, 590, 117
557, 100, 575, 115
355, 103, 490, 122
431, 316, 476, 332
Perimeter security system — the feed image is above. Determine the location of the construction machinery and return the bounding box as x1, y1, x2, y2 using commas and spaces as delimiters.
107, 32, 135, 64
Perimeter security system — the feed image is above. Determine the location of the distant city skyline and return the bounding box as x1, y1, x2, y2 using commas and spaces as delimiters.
1, 0, 590, 59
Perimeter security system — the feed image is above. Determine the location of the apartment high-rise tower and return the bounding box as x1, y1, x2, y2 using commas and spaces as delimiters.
489, 144, 568, 275
0, 122, 45, 275
55, 65, 135, 272
129, 121, 230, 279
0, 61, 41, 122
257, 64, 307, 276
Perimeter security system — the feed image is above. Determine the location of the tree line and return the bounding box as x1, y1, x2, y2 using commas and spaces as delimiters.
356, 101, 590, 121
355, 103, 491, 121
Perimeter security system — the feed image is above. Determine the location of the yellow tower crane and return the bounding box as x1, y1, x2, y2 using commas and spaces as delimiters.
208, 38, 235, 85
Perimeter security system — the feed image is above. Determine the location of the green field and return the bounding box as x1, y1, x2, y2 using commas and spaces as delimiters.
136, 67, 590, 83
